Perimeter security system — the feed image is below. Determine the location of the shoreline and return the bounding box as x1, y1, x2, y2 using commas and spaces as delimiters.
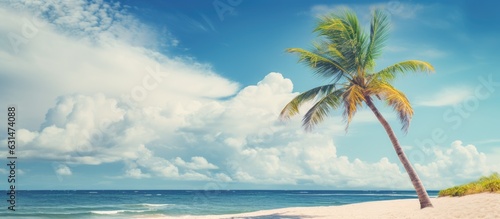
138, 193, 500, 219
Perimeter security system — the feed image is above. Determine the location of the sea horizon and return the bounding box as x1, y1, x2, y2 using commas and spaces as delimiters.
2, 190, 440, 218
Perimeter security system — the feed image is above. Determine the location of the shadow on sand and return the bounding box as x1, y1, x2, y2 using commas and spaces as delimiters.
226, 213, 314, 219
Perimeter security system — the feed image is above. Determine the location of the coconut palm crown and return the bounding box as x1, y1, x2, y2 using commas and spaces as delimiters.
280, 8, 435, 208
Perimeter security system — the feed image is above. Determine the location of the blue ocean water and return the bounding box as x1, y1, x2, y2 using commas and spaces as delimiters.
1, 190, 438, 218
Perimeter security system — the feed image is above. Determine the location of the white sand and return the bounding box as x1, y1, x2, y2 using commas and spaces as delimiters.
140, 193, 500, 219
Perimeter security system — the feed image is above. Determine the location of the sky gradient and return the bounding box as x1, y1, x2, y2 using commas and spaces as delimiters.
0, 0, 499, 190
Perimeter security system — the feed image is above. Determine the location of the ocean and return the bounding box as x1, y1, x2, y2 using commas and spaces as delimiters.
1, 190, 439, 218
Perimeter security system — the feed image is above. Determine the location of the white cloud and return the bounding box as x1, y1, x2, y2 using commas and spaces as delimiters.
214, 173, 233, 182
0, 2, 238, 129
55, 165, 72, 176
5, 0, 173, 48
2, 69, 413, 188
413, 140, 493, 188
174, 157, 219, 170
417, 87, 473, 107
125, 168, 150, 179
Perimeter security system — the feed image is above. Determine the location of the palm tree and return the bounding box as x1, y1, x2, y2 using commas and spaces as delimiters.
280, 8, 434, 208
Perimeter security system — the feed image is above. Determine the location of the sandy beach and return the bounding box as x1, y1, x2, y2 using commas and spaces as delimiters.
142, 193, 500, 219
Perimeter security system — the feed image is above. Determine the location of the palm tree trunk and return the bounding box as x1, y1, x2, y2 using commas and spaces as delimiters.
365, 97, 433, 209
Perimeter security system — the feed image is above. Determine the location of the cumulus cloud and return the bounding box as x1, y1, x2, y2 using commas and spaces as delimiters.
413, 140, 493, 188
2, 70, 415, 188
125, 168, 150, 179
0, 1, 238, 129
55, 164, 72, 176
175, 157, 219, 170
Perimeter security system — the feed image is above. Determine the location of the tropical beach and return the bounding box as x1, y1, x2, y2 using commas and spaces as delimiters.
153, 193, 500, 219
1, 0, 500, 218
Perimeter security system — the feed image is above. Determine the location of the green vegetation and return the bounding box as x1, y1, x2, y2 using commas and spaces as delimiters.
438, 173, 500, 197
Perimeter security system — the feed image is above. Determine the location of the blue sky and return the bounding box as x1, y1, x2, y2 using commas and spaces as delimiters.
0, 0, 499, 190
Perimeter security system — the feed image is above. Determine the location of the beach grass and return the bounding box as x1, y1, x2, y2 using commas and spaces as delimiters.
438, 172, 500, 197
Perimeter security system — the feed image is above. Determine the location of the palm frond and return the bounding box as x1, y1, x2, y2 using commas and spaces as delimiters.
342, 84, 365, 130
326, 42, 345, 60
343, 10, 368, 71
373, 60, 434, 81
286, 48, 347, 79
312, 40, 346, 64
302, 89, 344, 131
314, 9, 367, 75
363, 9, 390, 71
280, 84, 337, 120
368, 81, 413, 132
